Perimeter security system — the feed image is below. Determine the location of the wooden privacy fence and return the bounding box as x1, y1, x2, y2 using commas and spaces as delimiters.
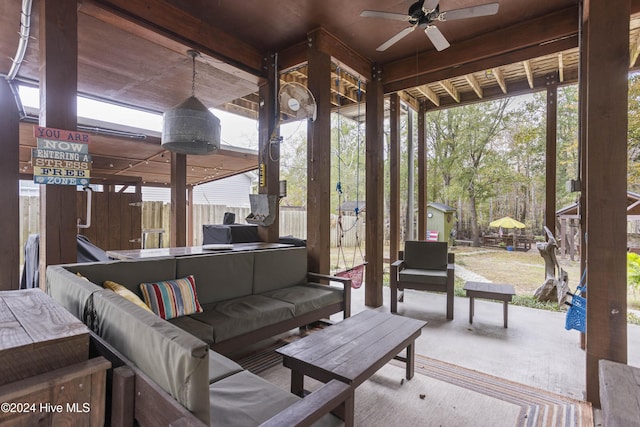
143, 203, 365, 248
19, 197, 367, 259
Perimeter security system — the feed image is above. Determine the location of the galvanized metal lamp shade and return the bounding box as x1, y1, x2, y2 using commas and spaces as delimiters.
162, 50, 221, 155
162, 96, 221, 155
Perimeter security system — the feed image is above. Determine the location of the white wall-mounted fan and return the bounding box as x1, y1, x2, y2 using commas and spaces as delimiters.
279, 82, 317, 122
361, 0, 499, 52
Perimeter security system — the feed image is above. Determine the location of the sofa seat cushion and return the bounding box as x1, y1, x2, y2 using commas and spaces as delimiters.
208, 350, 243, 384
168, 316, 215, 345
399, 268, 448, 286
210, 370, 342, 427
192, 295, 295, 343
261, 284, 343, 316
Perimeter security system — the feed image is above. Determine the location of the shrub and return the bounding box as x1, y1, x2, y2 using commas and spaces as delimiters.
627, 252, 640, 293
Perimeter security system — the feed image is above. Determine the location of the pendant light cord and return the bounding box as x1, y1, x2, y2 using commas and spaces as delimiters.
191, 54, 196, 97
188, 49, 199, 97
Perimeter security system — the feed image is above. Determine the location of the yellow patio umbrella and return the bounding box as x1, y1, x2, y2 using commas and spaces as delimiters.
489, 216, 525, 229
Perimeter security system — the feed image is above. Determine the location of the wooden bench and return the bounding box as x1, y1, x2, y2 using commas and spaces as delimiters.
599, 359, 640, 427
464, 281, 516, 328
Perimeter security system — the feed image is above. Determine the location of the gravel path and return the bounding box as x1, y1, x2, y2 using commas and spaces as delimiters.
454, 264, 490, 283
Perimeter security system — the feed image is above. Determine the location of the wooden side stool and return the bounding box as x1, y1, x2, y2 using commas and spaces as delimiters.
463, 281, 516, 328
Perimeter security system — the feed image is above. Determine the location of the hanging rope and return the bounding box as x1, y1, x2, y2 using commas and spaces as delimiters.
334, 68, 366, 288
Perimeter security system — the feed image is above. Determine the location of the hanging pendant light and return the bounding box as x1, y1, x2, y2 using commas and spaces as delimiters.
162, 50, 221, 155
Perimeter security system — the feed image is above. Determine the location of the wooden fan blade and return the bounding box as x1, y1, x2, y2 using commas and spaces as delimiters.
442, 3, 499, 21
425, 26, 450, 51
377, 26, 416, 51
360, 10, 411, 21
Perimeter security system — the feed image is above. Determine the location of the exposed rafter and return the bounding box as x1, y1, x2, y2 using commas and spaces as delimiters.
416, 84, 440, 107
492, 68, 508, 94
398, 91, 420, 112
465, 74, 483, 99
439, 80, 460, 103
523, 60, 534, 88
382, 6, 579, 87
631, 29, 640, 67
558, 52, 565, 82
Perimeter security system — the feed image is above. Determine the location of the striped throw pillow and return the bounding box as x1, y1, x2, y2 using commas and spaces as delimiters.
139, 275, 203, 320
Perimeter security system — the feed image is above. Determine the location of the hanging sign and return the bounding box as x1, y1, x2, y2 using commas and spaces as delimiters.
32, 126, 92, 186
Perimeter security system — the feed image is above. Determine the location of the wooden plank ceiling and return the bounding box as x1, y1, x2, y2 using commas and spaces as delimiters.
1, 0, 640, 185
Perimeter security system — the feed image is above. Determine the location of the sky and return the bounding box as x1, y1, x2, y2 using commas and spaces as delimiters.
18, 86, 305, 150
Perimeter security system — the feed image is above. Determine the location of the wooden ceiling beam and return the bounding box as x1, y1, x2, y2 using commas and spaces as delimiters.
439, 80, 460, 103
384, 35, 577, 93
465, 74, 483, 99
416, 85, 440, 107
631, 30, 640, 68
85, 0, 264, 77
491, 68, 508, 94
218, 97, 259, 119
523, 60, 534, 88
558, 53, 565, 82
279, 28, 373, 82
430, 70, 578, 111
382, 5, 579, 88
398, 91, 420, 112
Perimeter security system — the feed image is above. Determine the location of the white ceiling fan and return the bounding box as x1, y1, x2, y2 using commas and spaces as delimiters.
360, 0, 499, 52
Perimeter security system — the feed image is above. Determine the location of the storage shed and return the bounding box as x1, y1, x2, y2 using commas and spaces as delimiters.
427, 203, 457, 244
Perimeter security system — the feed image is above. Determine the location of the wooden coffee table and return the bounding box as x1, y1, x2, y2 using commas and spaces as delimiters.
276, 310, 426, 426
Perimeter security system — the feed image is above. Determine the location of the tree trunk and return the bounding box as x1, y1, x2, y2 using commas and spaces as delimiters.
469, 189, 480, 246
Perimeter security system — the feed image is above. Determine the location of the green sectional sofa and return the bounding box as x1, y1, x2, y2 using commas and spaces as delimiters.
50, 246, 350, 355
47, 246, 352, 426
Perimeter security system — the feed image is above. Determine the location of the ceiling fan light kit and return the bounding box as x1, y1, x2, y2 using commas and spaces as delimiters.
361, 0, 500, 52
162, 50, 221, 155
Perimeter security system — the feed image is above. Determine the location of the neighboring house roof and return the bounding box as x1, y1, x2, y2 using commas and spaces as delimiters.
557, 190, 640, 216
339, 201, 365, 213
143, 173, 254, 206
428, 202, 456, 213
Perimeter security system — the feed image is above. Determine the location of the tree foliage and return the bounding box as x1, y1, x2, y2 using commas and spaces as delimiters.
278, 80, 640, 244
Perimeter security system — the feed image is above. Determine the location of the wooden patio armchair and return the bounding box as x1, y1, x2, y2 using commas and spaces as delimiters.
390, 241, 455, 320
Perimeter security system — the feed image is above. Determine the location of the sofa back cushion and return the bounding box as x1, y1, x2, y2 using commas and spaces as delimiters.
92, 291, 210, 425
47, 265, 104, 321
67, 258, 177, 297
176, 252, 254, 305
253, 247, 308, 294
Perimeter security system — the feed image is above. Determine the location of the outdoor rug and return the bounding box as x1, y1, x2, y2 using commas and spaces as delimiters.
235, 338, 593, 427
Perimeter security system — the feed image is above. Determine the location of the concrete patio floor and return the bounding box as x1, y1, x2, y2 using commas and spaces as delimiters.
336, 285, 640, 402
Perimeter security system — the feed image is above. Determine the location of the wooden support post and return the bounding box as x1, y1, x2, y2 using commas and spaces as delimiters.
307, 32, 331, 274
406, 108, 415, 241
545, 75, 558, 235
365, 65, 384, 307
0, 79, 20, 290
417, 102, 427, 241
258, 54, 280, 243
578, 0, 589, 353
583, 0, 629, 406
170, 152, 187, 247
111, 366, 135, 427
38, 0, 78, 288
389, 93, 401, 263
187, 186, 194, 246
